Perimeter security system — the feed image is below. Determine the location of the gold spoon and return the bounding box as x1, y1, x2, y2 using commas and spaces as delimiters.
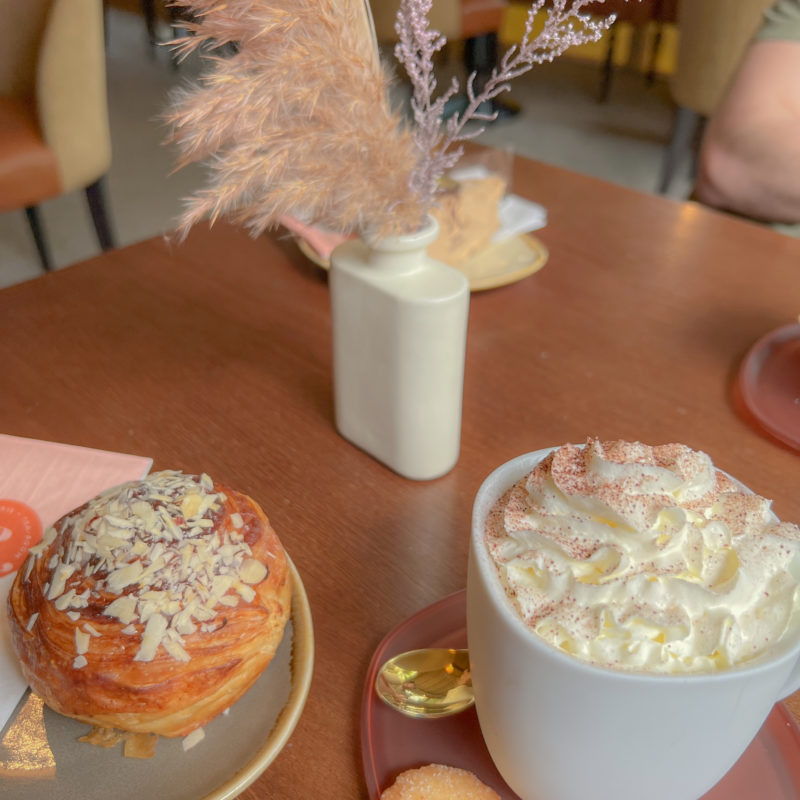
375, 648, 473, 719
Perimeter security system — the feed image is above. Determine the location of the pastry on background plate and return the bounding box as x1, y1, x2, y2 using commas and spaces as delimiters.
382, 763, 502, 800
429, 174, 506, 267
7, 470, 291, 744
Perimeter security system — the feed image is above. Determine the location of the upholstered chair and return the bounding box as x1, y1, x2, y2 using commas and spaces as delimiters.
0, 0, 114, 271
658, 0, 772, 193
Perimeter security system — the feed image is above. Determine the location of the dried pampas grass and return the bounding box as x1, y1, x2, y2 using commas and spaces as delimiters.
165, 0, 425, 240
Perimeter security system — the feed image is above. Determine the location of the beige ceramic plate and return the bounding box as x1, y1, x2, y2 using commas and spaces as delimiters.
0, 555, 314, 800
297, 233, 549, 292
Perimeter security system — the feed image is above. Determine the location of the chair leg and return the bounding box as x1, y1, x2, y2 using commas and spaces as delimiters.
464, 32, 498, 96
658, 106, 702, 194
646, 23, 664, 86
24, 206, 53, 272
598, 27, 616, 103
689, 117, 708, 183
141, 0, 158, 50
462, 32, 520, 119
85, 179, 116, 251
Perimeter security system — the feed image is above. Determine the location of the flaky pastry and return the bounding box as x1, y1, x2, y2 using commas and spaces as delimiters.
7, 471, 291, 738
429, 175, 506, 266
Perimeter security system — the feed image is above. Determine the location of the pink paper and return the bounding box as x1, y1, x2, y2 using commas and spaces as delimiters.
279, 215, 350, 260
0, 434, 152, 731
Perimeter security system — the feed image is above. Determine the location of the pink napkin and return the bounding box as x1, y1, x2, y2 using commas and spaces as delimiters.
0, 434, 152, 730
279, 215, 350, 261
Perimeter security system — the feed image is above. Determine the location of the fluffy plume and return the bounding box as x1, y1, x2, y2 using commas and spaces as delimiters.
165, 0, 615, 240
165, 0, 425, 240
394, 0, 616, 213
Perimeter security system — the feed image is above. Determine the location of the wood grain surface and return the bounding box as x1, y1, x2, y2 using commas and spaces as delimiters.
1, 155, 799, 797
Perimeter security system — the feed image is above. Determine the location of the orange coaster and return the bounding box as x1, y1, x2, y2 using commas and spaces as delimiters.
0, 500, 41, 577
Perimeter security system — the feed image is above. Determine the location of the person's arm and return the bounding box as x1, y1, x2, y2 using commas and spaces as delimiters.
695, 38, 800, 223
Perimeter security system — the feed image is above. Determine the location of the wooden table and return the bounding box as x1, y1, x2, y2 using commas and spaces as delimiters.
2, 155, 799, 797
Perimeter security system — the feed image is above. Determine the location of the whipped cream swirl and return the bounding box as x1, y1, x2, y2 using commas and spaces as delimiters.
484, 440, 800, 673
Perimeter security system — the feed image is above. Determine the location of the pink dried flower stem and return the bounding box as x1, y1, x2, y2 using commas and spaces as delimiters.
395, 0, 617, 214
393, 0, 461, 205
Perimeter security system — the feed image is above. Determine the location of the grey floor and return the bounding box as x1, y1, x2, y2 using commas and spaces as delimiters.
0, 8, 694, 290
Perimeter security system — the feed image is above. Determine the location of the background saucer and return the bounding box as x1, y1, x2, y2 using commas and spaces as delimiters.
297, 233, 548, 292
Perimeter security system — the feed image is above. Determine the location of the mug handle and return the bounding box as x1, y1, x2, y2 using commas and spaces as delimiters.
778, 656, 800, 699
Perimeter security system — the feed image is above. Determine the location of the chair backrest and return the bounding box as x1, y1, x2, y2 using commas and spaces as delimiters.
0, 0, 52, 97
670, 0, 773, 116
369, 0, 464, 44
0, 0, 111, 195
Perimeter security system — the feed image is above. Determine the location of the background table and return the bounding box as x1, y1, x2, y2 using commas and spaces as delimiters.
1, 155, 799, 797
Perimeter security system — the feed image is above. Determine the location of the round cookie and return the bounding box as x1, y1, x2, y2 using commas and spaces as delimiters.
381, 763, 501, 800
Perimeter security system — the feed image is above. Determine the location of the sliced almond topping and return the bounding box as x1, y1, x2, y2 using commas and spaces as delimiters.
106, 562, 144, 594
26, 612, 39, 631
233, 581, 256, 603
181, 493, 203, 520
129, 539, 147, 556
239, 558, 267, 585
211, 574, 234, 598
137, 599, 159, 624
162, 637, 190, 662
193, 605, 216, 622
182, 727, 205, 751
134, 612, 167, 662
54, 589, 77, 610
196, 493, 216, 517
104, 594, 138, 624
47, 563, 76, 600
70, 589, 90, 608
173, 609, 198, 635
96, 532, 129, 551
28, 526, 57, 559
130, 500, 156, 527
103, 515, 135, 529
159, 508, 183, 540
75, 628, 91, 655
44, 470, 270, 667
73, 655, 88, 669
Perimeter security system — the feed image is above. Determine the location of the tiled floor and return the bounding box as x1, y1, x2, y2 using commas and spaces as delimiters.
0, 8, 693, 290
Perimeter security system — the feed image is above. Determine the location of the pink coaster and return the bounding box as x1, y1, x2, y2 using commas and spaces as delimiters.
738, 323, 800, 452
362, 590, 800, 800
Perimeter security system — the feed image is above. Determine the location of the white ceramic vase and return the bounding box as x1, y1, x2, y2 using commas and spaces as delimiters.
329, 216, 470, 481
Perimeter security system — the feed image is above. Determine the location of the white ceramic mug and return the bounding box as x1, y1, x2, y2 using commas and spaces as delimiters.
467, 448, 800, 800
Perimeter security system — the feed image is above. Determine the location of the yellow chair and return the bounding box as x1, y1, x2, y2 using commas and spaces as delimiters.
369, 0, 512, 113
371, 0, 482, 48
0, 0, 114, 271
588, 0, 678, 100
658, 0, 772, 193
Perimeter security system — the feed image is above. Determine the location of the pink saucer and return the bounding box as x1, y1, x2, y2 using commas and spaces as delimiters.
361, 591, 800, 799
738, 323, 800, 452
